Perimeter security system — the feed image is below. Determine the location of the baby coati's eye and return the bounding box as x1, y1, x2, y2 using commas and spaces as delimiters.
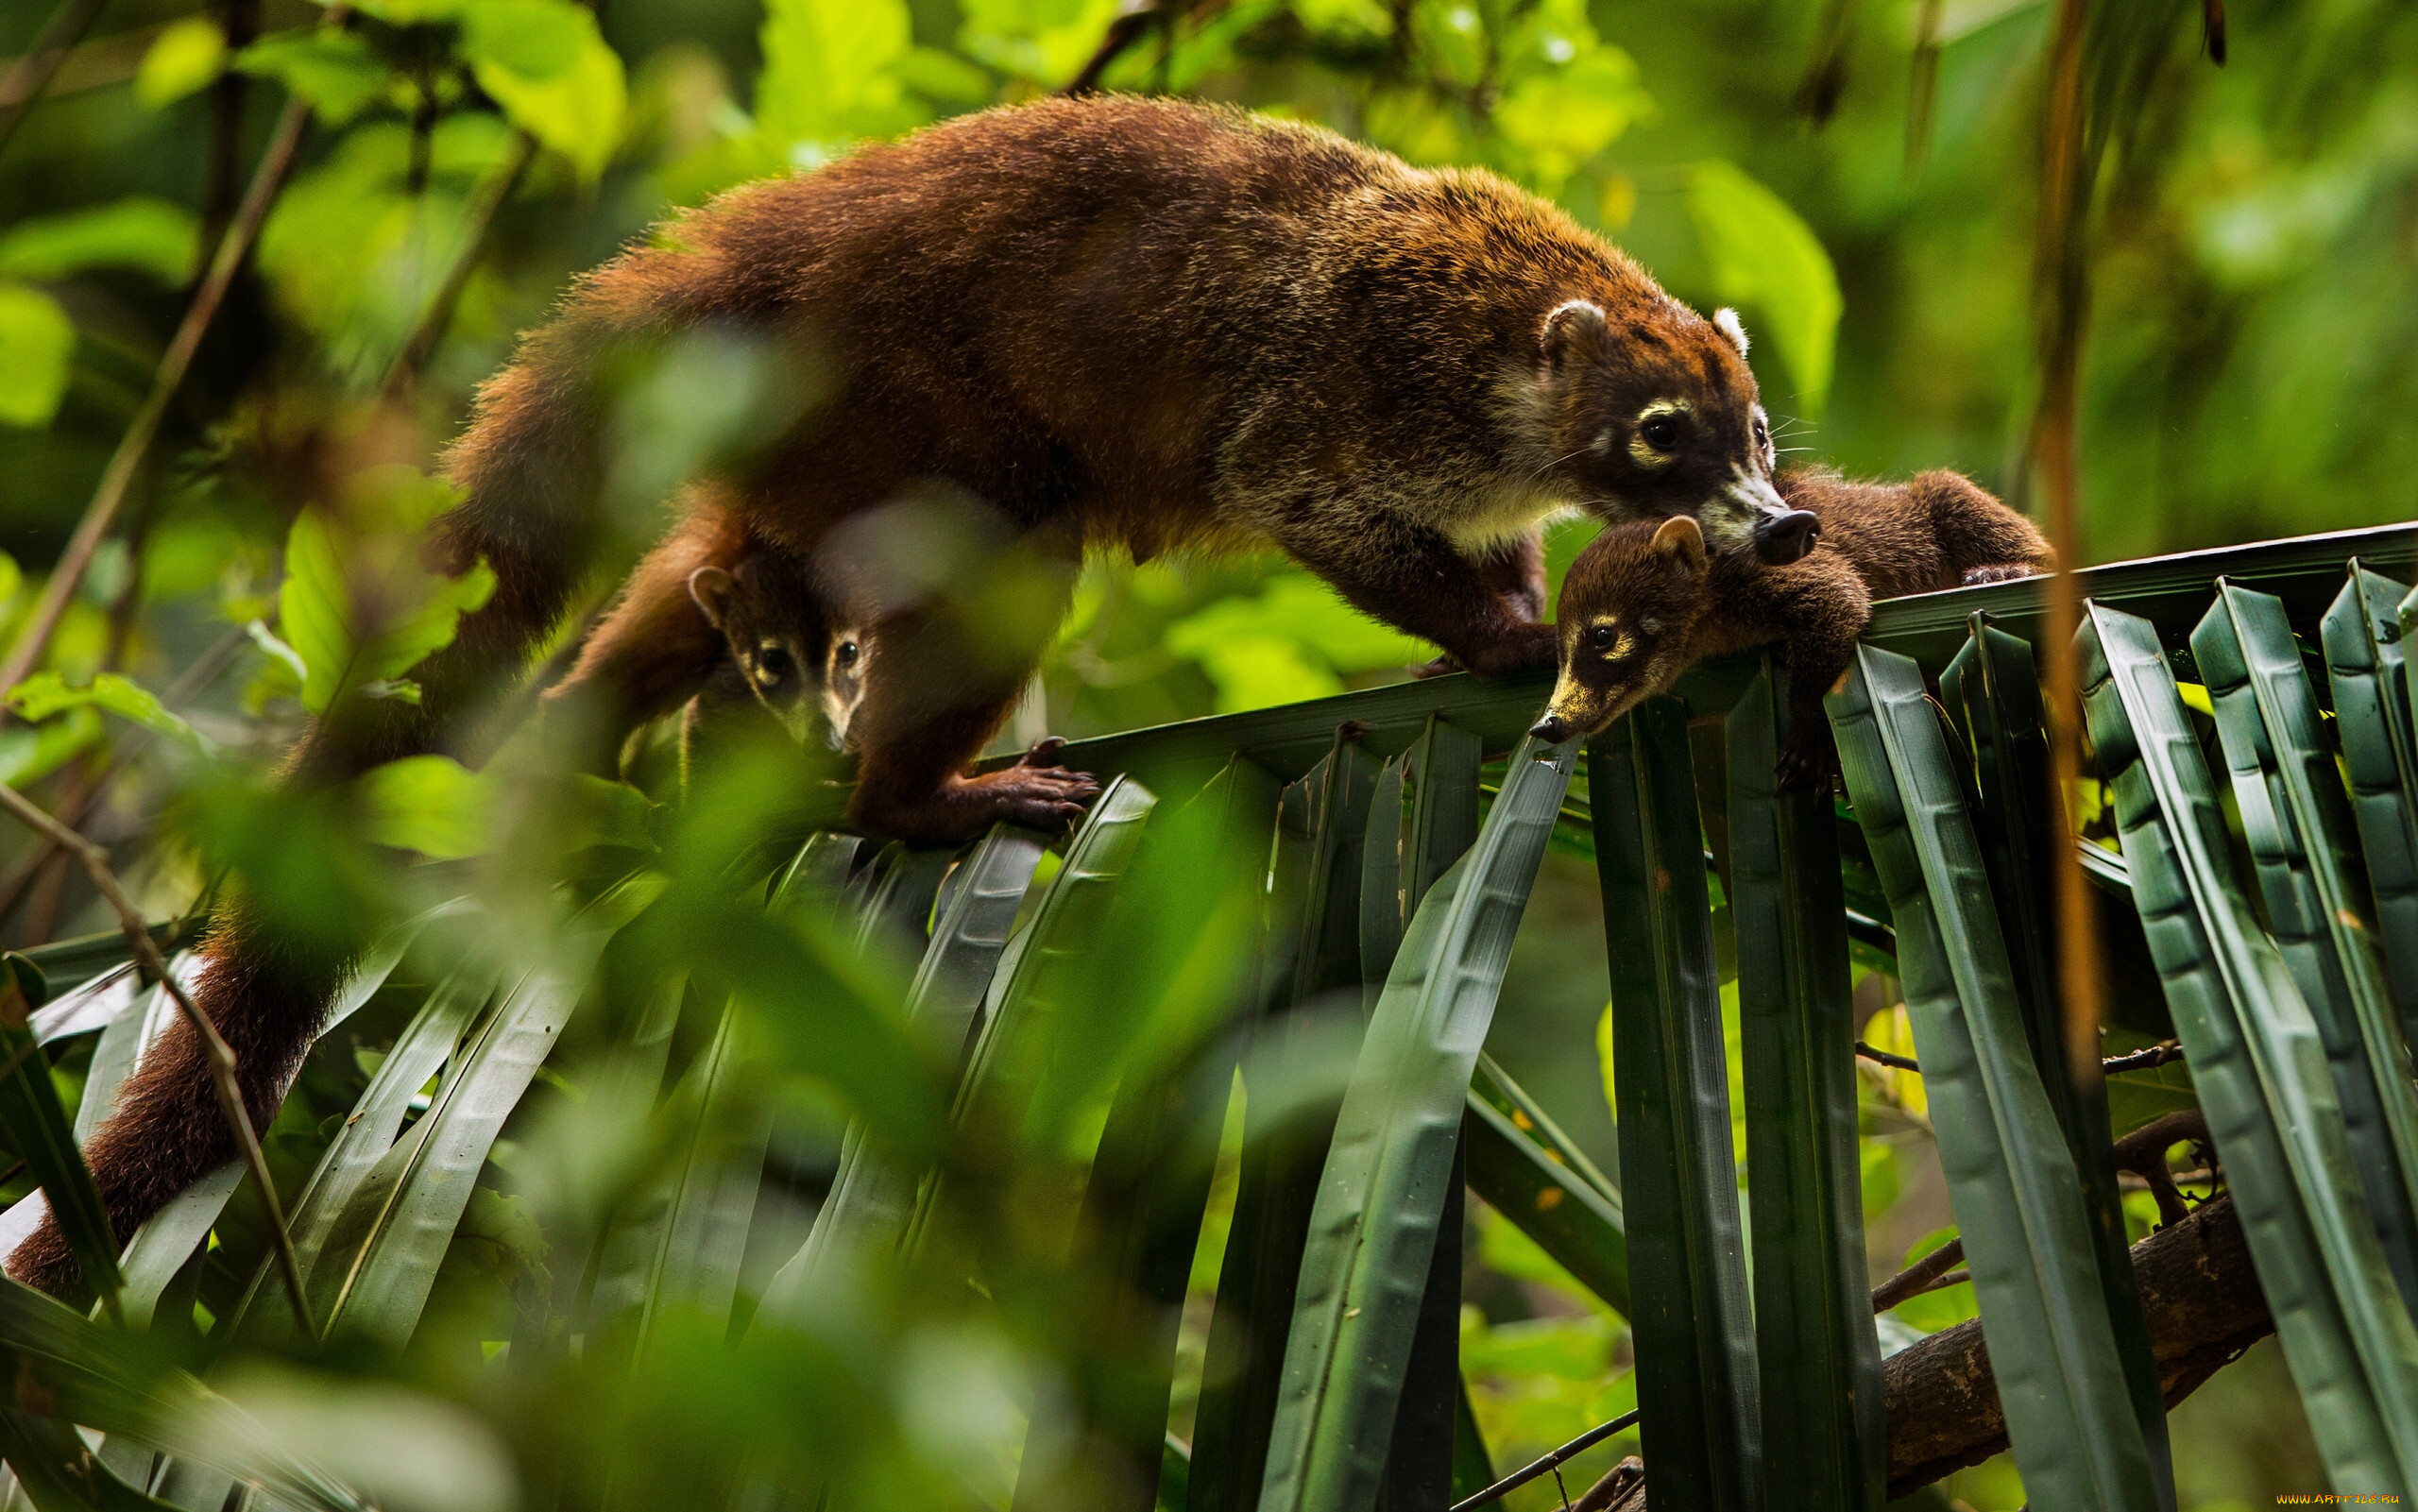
834, 639, 860, 668
1639, 416, 1681, 451
756, 644, 795, 683
1590, 625, 1616, 652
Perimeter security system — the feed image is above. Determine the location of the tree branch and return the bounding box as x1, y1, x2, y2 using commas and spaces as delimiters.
0, 6, 355, 709
0, 783, 315, 1336
1571, 1194, 2269, 1509
0, 0, 111, 160
380, 129, 539, 400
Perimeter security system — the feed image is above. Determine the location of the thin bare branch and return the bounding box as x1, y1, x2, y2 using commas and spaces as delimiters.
0, 6, 357, 709
0, 0, 111, 160
0, 782, 315, 1335
1871, 1236, 1966, 1314
381, 129, 539, 400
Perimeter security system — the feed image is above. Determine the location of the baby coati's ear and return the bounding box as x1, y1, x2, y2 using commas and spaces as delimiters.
1712, 307, 1750, 360
1650, 514, 1708, 577
687, 566, 736, 631
1541, 299, 1611, 377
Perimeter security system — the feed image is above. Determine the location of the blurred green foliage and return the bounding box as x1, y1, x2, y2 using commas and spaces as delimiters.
0, 0, 2372, 1505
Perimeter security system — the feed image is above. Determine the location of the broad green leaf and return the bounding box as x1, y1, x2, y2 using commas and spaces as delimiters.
358, 756, 500, 859
1496, 50, 1649, 190
0, 284, 75, 429
469, 4, 627, 181
134, 18, 228, 109
0, 707, 102, 788
236, 30, 394, 125
278, 469, 496, 717
457, 0, 590, 78
0, 199, 201, 285
5, 672, 210, 756
757, 0, 921, 151
1685, 160, 1842, 414
1293, 0, 1393, 41
957, 0, 1120, 87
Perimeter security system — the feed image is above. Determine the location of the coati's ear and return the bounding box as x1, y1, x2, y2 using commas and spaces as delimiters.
688, 566, 736, 631
1541, 300, 1610, 378
1650, 514, 1708, 576
1712, 308, 1750, 360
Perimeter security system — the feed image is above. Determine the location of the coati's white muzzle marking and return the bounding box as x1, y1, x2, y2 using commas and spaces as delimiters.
1707, 467, 1791, 551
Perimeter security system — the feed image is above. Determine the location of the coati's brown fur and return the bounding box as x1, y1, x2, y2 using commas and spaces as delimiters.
1534, 467, 2053, 781
11, 94, 1805, 1295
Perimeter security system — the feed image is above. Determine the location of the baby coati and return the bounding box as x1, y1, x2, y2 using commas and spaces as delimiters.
678, 545, 868, 789
10, 94, 1811, 1296
1531, 467, 2053, 782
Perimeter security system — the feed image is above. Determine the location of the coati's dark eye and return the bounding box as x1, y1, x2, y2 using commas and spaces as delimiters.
756, 644, 794, 682
1590, 625, 1616, 652
1639, 416, 1680, 451
834, 639, 860, 668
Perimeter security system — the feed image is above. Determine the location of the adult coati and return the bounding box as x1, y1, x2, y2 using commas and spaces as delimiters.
1531, 467, 2052, 779
9, 94, 1808, 1295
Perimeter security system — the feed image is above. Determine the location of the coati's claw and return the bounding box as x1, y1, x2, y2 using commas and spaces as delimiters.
1962, 563, 2039, 586
1773, 729, 1842, 793
979, 763, 1100, 832
1410, 654, 1463, 680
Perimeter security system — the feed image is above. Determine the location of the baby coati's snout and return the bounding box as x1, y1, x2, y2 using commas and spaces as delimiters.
1530, 515, 1711, 742
688, 557, 866, 749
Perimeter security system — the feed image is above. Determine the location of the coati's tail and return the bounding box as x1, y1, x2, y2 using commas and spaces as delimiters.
6, 267, 687, 1298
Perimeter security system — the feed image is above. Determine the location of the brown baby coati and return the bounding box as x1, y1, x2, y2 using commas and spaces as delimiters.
676, 542, 868, 789
1531, 467, 2053, 780
10, 93, 1810, 1295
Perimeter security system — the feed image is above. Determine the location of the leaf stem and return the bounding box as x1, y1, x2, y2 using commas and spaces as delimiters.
0, 782, 316, 1337
0, 5, 356, 712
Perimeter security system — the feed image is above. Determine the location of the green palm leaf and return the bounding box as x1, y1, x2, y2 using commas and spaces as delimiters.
1195, 736, 1380, 1512
2322, 564, 2418, 1042
2195, 580, 2418, 1303
1257, 729, 1575, 1512
1831, 643, 2160, 1511
1728, 661, 1884, 1511
1590, 697, 1760, 1512
2081, 601, 2418, 1492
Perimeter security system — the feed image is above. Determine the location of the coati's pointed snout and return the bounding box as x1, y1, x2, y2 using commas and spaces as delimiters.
1754, 509, 1820, 565
1530, 712, 1573, 743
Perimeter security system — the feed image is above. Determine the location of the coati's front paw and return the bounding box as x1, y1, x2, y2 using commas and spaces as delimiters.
1410, 654, 1463, 680
854, 739, 1100, 844
1962, 563, 2040, 586
958, 739, 1100, 833
1774, 726, 1842, 793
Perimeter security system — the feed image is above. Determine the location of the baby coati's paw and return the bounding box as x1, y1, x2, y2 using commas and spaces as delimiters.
1962, 563, 2040, 586
1774, 725, 1842, 793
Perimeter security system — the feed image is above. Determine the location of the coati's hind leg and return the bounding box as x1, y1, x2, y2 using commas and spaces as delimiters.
844, 604, 1098, 846
1911, 470, 2055, 585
